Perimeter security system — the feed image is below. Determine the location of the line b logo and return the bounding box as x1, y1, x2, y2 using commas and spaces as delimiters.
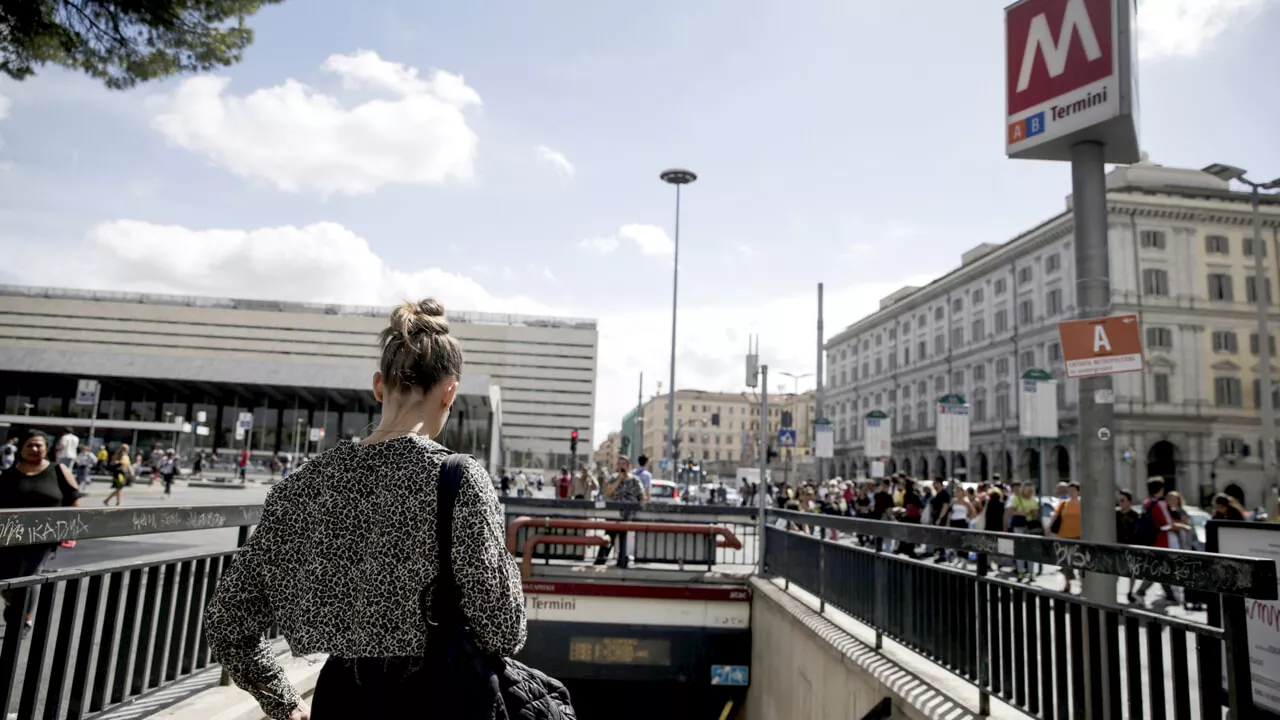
1008, 111, 1046, 144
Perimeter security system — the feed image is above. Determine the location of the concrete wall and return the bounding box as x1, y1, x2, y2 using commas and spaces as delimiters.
747, 578, 980, 720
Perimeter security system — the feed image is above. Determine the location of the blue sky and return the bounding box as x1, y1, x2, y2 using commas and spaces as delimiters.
1, 0, 1277, 444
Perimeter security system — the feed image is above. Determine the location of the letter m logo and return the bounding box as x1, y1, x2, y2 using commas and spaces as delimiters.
1006, 0, 1113, 115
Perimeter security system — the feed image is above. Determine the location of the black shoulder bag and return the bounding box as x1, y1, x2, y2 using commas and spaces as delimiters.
427, 454, 577, 720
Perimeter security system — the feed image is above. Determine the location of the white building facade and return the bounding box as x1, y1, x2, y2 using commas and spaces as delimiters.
823, 161, 1280, 507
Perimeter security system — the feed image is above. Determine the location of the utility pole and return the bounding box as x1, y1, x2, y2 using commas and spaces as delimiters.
816, 283, 825, 481
635, 372, 643, 463
660, 169, 697, 480
758, 364, 769, 572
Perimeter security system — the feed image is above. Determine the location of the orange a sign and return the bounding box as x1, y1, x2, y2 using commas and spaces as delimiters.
1057, 314, 1144, 379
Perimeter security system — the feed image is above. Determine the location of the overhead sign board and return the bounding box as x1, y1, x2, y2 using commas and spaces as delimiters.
936, 395, 970, 452
814, 424, 834, 459
1019, 369, 1060, 438
1057, 313, 1144, 378
777, 429, 797, 448
1004, 0, 1139, 163
864, 411, 892, 458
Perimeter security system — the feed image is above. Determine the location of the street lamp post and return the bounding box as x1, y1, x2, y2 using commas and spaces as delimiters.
660, 168, 697, 479
1204, 164, 1280, 498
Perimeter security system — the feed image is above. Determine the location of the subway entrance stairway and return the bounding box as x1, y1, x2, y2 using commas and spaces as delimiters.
0, 496, 1275, 719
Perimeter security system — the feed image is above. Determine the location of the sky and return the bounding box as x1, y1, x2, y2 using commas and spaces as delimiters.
1, 0, 1277, 447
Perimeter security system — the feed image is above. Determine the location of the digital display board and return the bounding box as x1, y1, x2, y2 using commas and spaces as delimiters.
568, 637, 672, 666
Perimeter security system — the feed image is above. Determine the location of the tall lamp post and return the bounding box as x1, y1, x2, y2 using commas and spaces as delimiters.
660, 168, 697, 479
1204, 164, 1280, 497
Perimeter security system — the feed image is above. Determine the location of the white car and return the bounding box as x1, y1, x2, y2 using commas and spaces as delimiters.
649, 479, 682, 504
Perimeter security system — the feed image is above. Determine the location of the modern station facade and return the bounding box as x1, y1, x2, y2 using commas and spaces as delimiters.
0, 286, 598, 474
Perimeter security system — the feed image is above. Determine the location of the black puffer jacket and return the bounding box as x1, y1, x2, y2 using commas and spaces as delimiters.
498, 658, 576, 719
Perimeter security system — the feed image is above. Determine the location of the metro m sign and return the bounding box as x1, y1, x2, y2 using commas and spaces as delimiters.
1004, 0, 1140, 163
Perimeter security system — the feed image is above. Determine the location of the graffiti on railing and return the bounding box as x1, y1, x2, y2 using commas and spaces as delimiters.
131, 509, 228, 533
0, 513, 91, 546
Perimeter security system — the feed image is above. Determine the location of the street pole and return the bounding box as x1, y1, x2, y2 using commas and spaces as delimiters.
87, 383, 100, 451
758, 364, 770, 573
816, 283, 825, 482
1250, 185, 1277, 496
635, 372, 643, 463
661, 169, 697, 481
1071, 141, 1118, 602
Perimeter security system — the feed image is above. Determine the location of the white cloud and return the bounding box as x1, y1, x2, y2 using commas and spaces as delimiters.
148, 50, 482, 196
618, 224, 674, 256
737, 245, 754, 258
534, 145, 575, 178
542, 267, 559, 284
578, 236, 620, 255
57, 220, 551, 315
1136, 0, 1266, 60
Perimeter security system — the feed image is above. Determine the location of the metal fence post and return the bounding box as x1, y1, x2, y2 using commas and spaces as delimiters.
873, 539, 883, 651
976, 552, 991, 717
1222, 595, 1256, 718
818, 536, 826, 614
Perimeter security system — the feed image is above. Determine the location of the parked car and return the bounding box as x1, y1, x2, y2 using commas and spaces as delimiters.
649, 479, 682, 504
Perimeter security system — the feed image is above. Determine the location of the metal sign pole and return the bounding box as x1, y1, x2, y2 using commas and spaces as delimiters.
758, 364, 769, 574
87, 383, 100, 451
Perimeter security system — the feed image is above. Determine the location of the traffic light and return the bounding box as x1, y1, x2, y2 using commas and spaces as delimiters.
570, 429, 578, 456
780, 410, 793, 428
766, 444, 778, 464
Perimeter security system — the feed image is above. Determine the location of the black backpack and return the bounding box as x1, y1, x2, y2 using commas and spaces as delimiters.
1131, 499, 1160, 546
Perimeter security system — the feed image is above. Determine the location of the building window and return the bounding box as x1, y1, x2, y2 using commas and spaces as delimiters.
972, 288, 984, 305
917, 380, 927, 395
1214, 377, 1243, 407
934, 334, 945, 355
1019, 350, 1035, 372
902, 321, 911, 334
875, 333, 882, 347
1018, 266, 1033, 285
874, 392, 883, 407
1140, 230, 1167, 249
903, 384, 911, 399
900, 413, 912, 432
996, 357, 1010, 376
917, 406, 927, 429
1142, 269, 1169, 296
1019, 299, 1035, 325
1212, 331, 1239, 354
1245, 238, 1268, 257
951, 327, 963, 347
1251, 333, 1277, 356
934, 376, 945, 393
1057, 380, 1067, 408
1153, 373, 1171, 404
951, 370, 964, 390
974, 396, 987, 422
973, 364, 986, 382
1045, 253, 1061, 274
1046, 288, 1063, 315
995, 309, 1009, 334
840, 370, 847, 386
1049, 342, 1062, 363
888, 327, 897, 341
952, 297, 963, 312
972, 318, 985, 342
1246, 277, 1273, 304
1208, 273, 1234, 301
875, 358, 883, 374
1253, 379, 1280, 409
903, 347, 911, 365
996, 393, 1010, 421
1219, 437, 1245, 456
1205, 235, 1229, 254
1146, 327, 1173, 350
934, 307, 945, 321
994, 278, 1007, 296
917, 340, 927, 361
862, 362, 869, 378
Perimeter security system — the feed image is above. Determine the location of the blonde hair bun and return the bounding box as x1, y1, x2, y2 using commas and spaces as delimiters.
379, 298, 464, 392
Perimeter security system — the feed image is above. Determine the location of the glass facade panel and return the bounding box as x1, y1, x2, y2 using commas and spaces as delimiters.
98, 400, 125, 420
130, 401, 157, 422
162, 402, 188, 423
4, 395, 31, 414
341, 411, 371, 441
282, 408, 309, 456
254, 407, 279, 453
191, 403, 217, 449
36, 397, 63, 416
312, 411, 340, 453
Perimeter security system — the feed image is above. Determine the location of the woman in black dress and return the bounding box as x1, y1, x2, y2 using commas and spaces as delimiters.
0, 430, 83, 631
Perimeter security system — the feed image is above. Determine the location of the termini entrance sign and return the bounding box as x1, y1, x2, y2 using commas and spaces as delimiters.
1004, 0, 1139, 163
1057, 313, 1144, 378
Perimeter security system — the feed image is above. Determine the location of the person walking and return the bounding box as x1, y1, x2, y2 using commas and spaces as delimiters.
103, 444, 133, 506
54, 428, 79, 470
205, 299, 532, 719
1050, 482, 1083, 593
160, 449, 179, 497
0, 430, 83, 631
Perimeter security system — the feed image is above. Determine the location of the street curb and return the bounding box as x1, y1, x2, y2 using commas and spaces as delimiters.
184, 482, 249, 489
148, 653, 325, 720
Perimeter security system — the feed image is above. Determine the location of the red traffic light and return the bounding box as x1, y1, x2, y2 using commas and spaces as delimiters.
570, 430, 579, 440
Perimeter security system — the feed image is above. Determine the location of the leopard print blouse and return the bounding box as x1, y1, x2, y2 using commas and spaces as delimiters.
204, 436, 527, 719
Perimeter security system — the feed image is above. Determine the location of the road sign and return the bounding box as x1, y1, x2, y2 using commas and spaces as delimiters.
234, 427, 246, 441
75, 379, 99, 405
1004, 0, 1138, 163
1057, 313, 1144, 378
1019, 368, 1059, 438
308, 427, 323, 442
236, 411, 254, 431
710, 665, 749, 686
659, 458, 670, 471
814, 423, 834, 459
865, 410, 892, 457
936, 394, 970, 452
777, 429, 797, 448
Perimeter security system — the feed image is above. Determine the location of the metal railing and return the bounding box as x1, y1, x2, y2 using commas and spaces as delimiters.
0, 505, 262, 719
499, 496, 760, 569
763, 508, 1277, 719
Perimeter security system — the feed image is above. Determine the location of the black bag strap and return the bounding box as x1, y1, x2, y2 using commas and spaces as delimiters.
428, 453, 471, 628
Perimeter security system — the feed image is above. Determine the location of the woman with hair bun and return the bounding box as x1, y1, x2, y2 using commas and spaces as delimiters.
206, 299, 527, 719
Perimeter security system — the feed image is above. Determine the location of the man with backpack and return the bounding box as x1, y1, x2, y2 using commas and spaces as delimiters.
1131, 477, 1182, 606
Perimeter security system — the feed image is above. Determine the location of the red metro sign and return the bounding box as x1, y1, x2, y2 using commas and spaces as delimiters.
1004, 0, 1140, 163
